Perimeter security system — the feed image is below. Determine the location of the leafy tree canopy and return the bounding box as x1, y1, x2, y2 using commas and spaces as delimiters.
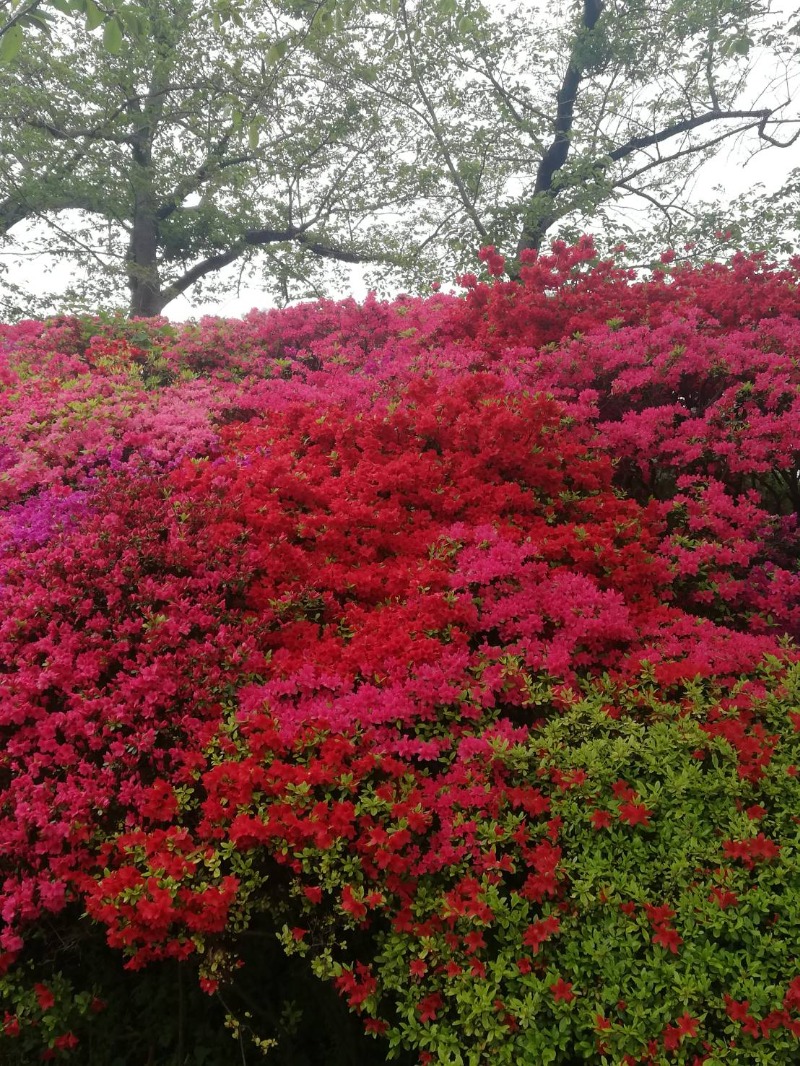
1, 0, 799, 317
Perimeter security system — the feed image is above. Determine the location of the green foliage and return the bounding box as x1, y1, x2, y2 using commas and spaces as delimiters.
0, 0, 404, 316
250, 662, 800, 1063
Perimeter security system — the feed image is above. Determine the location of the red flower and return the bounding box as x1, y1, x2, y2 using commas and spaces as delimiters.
341, 885, 367, 920
611, 780, 637, 802
710, 887, 738, 909
618, 801, 652, 828
364, 1017, 388, 1035
590, 809, 612, 830
784, 976, 800, 1011
522, 915, 560, 954
723, 833, 780, 868
676, 1012, 699, 1038
2, 1013, 20, 1037
34, 984, 55, 1011
550, 978, 575, 1003
546, 816, 563, 840
663, 1025, 681, 1052
724, 995, 751, 1023
53, 1032, 79, 1051
464, 930, 486, 954
417, 992, 444, 1023
652, 926, 683, 954
644, 903, 675, 925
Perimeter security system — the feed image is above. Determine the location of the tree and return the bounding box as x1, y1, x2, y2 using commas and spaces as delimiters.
0, 0, 409, 316
2, 0, 800, 318
317, 0, 800, 273
1, 0, 141, 63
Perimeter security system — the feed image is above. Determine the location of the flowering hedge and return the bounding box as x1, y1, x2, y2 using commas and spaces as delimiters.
2, 239, 800, 1064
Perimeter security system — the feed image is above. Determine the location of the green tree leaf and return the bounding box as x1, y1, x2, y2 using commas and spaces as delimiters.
0, 23, 23, 63
266, 36, 288, 64
84, 0, 104, 31
102, 15, 122, 52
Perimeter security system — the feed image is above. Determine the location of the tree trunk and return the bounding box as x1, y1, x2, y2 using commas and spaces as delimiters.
127, 136, 165, 317
127, 204, 165, 316
126, 27, 170, 318
515, 0, 604, 259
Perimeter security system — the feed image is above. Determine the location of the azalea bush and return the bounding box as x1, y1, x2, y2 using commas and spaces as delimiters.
2, 239, 800, 1064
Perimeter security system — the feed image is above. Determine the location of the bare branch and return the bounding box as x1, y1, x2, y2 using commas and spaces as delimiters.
607, 108, 775, 162
613, 118, 771, 187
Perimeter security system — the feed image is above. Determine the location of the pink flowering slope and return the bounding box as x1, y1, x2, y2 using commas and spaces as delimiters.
2, 242, 800, 1065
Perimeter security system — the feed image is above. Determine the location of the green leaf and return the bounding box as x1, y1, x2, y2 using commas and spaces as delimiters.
0, 23, 23, 63
84, 0, 105, 31
721, 33, 753, 57
266, 37, 288, 64
248, 119, 260, 150
27, 8, 57, 27
103, 16, 123, 52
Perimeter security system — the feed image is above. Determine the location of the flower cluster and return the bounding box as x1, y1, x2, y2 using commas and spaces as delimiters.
2, 244, 800, 1063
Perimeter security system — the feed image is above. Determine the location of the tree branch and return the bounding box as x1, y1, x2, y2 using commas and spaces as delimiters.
156, 133, 244, 221
607, 108, 774, 162
21, 116, 135, 145
398, 0, 487, 240
159, 220, 378, 308
296, 235, 376, 264
0, 196, 33, 233
159, 222, 309, 302
516, 0, 604, 255
0, 138, 103, 235
476, 65, 548, 150
612, 117, 774, 187
0, 0, 42, 38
